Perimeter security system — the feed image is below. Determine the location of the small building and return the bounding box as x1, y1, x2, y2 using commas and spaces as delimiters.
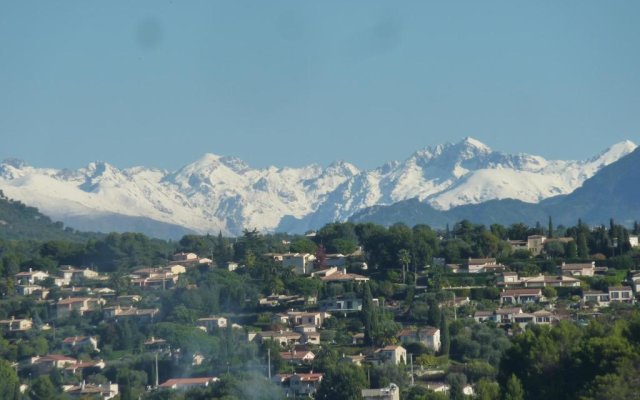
319, 297, 363, 312
582, 291, 610, 307
144, 337, 169, 351
15, 269, 49, 285
520, 274, 581, 288
103, 306, 159, 322
288, 373, 324, 397
0, 317, 33, 332
63, 382, 118, 400
31, 354, 78, 372
560, 262, 595, 277
59, 266, 100, 282
609, 286, 634, 304
196, 316, 228, 332
467, 258, 501, 273
320, 271, 370, 283
282, 253, 316, 275
362, 384, 400, 400
256, 330, 302, 347
158, 377, 218, 390
301, 331, 321, 345
500, 288, 544, 305
56, 297, 105, 318
507, 240, 528, 252
16, 284, 49, 298
62, 336, 99, 353
397, 327, 441, 352
473, 310, 494, 323
527, 235, 546, 256
494, 307, 524, 324
499, 272, 519, 284
373, 345, 406, 365
280, 350, 315, 365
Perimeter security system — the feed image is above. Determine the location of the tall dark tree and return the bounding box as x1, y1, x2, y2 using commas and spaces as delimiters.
0, 359, 19, 400
362, 282, 377, 346
215, 231, 229, 266
548, 216, 554, 238
578, 233, 589, 259
566, 240, 578, 259
440, 316, 450, 356
314, 244, 327, 269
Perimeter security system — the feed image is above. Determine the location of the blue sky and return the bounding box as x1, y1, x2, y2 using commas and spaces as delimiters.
1, 1, 639, 170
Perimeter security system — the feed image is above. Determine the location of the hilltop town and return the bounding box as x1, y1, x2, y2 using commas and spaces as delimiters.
2, 218, 640, 399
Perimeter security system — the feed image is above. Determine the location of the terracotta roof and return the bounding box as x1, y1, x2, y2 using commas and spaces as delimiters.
57, 297, 92, 305
62, 336, 90, 343
291, 373, 323, 382
280, 351, 314, 360
495, 308, 522, 315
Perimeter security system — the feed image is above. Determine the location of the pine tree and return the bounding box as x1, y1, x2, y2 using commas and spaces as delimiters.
504, 374, 524, 400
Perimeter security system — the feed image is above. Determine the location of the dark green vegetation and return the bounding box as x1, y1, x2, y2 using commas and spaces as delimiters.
2, 192, 640, 399
0, 190, 99, 242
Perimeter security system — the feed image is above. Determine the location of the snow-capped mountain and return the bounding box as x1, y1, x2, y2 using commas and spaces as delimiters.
0, 138, 636, 238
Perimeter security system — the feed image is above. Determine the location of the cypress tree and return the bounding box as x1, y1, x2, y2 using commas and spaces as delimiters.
362, 282, 375, 346
440, 316, 450, 356
578, 233, 589, 259
548, 216, 553, 238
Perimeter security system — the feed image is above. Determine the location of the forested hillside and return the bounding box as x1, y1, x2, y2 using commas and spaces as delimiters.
0, 190, 97, 242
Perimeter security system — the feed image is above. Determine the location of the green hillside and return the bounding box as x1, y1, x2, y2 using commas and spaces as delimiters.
0, 190, 97, 242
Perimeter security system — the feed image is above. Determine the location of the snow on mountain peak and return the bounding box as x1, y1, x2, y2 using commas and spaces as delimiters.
326, 160, 360, 176
2, 158, 29, 169
586, 140, 637, 167
0, 138, 635, 236
459, 136, 492, 152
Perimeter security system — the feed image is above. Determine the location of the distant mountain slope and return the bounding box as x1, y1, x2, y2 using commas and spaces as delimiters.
350, 147, 640, 228
0, 138, 636, 237
542, 146, 640, 226
0, 190, 97, 241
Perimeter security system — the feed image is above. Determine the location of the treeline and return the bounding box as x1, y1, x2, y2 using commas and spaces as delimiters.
0, 190, 97, 242
2, 218, 640, 283
500, 311, 640, 399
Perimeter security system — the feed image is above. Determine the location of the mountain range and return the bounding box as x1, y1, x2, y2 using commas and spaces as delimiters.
0, 138, 637, 239
350, 144, 640, 228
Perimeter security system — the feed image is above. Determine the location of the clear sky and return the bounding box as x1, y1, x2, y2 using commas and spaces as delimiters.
1, 1, 639, 171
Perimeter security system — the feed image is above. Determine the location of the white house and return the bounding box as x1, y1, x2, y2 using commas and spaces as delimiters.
282, 253, 316, 275
397, 327, 441, 352
362, 384, 400, 400
374, 345, 406, 365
